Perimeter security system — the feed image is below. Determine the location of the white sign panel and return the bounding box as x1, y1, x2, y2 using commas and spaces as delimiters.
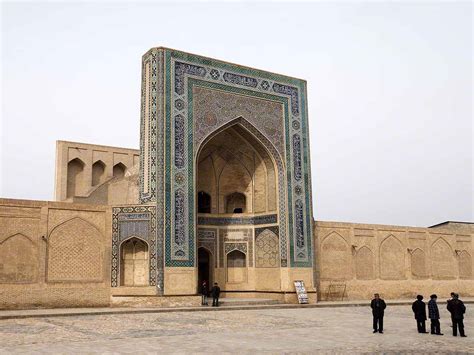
294, 280, 308, 304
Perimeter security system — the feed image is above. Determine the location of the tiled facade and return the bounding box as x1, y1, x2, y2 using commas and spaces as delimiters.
0, 48, 472, 309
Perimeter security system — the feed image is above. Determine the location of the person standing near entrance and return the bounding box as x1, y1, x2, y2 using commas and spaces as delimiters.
200, 280, 209, 306
447, 293, 467, 337
412, 295, 428, 333
211, 282, 221, 307
370, 293, 386, 333
428, 294, 443, 335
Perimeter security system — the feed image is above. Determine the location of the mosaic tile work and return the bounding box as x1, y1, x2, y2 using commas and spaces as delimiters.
141, 48, 313, 268
197, 214, 277, 226
219, 229, 253, 268
111, 205, 163, 294
197, 228, 218, 268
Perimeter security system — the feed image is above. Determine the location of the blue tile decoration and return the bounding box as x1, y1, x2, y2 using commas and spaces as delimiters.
140, 48, 313, 269
197, 214, 277, 226
111, 205, 162, 293
293, 134, 302, 181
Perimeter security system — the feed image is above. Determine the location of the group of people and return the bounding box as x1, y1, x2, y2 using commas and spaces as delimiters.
371, 292, 467, 337
200, 280, 221, 307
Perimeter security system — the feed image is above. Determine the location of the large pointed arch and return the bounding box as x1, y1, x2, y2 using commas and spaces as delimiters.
195, 117, 288, 265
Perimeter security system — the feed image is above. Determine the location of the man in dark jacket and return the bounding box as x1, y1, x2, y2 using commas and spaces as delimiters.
370, 293, 386, 333
211, 282, 221, 307
200, 280, 209, 306
428, 294, 443, 335
412, 295, 428, 333
447, 293, 467, 337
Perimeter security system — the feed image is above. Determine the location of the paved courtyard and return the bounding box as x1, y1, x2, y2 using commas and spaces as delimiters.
0, 305, 472, 354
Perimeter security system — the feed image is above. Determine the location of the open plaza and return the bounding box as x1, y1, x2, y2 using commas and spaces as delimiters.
0, 305, 472, 354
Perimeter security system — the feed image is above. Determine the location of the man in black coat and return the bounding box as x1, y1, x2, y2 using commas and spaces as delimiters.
428, 294, 443, 335
412, 295, 428, 333
200, 280, 209, 306
370, 293, 386, 333
447, 293, 467, 337
210, 282, 221, 307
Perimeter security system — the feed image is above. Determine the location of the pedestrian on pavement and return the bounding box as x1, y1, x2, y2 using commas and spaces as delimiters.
200, 280, 209, 306
447, 293, 467, 337
412, 295, 428, 333
370, 293, 386, 334
211, 282, 221, 307
428, 294, 443, 335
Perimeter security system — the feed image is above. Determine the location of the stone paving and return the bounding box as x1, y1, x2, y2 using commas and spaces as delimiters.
0, 305, 472, 354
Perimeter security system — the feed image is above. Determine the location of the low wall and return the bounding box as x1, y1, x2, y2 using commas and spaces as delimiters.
0, 199, 111, 309
314, 221, 474, 300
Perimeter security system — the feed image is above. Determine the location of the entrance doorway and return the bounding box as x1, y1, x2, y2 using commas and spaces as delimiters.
121, 238, 149, 286
198, 248, 212, 290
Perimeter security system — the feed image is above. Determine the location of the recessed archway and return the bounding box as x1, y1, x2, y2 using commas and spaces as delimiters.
196, 122, 278, 215
120, 237, 149, 286
67, 158, 85, 198
197, 247, 212, 290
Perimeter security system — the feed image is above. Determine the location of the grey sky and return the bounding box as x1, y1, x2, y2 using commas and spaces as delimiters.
1, 1, 472, 227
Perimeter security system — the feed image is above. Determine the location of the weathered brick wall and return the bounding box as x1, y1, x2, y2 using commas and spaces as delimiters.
0, 199, 111, 309
313, 221, 474, 300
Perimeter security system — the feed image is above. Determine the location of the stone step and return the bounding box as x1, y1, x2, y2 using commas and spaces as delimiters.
218, 298, 281, 306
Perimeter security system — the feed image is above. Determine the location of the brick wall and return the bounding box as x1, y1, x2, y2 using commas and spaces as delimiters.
313, 221, 474, 300
0, 199, 111, 309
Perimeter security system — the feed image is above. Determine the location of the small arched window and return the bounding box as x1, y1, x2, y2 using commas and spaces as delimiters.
92, 160, 106, 186
227, 250, 246, 267
198, 191, 211, 213
225, 192, 246, 213
113, 163, 126, 179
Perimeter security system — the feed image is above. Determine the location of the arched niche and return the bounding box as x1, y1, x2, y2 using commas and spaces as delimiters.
196, 122, 278, 215
92, 160, 106, 186
48, 217, 103, 282
113, 162, 127, 179
0, 234, 37, 283
380, 235, 405, 280
320, 232, 351, 280
226, 249, 247, 283
67, 158, 85, 198
431, 238, 455, 279
197, 191, 211, 213
225, 192, 246, 213
120, 237, 149, 286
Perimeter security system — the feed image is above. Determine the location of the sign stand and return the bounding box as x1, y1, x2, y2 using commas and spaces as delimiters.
294, 280, 309, 304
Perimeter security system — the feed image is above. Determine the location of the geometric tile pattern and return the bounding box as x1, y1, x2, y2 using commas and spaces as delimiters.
111, 205, 163, 294
141, 48, 313, 268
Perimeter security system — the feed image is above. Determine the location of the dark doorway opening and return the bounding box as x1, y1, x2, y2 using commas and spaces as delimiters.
198, 191, 211, 213
198, 248, 211, 291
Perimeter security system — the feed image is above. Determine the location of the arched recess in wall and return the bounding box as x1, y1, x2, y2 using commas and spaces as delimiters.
47, 217, 103, 282
196, 118, 280, 215
355, 246, 375, 280
197, 191, 211, 213
458, 251, 472, 279
410, 248, 427, 279
67, 158, 85, 198
120, 237, 149, 286
255, 229, 279, 268
227, 249, 247, 283
225, 192, 246, 213
380, 235, 405, 280
320, 232, 351, 280
113, 163, 127, 179
92, 160, 106, 186
431, 238, 455, 280
0, 234, 37, 283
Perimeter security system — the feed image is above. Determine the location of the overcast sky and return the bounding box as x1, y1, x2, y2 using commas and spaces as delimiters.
1, 1, 472, 227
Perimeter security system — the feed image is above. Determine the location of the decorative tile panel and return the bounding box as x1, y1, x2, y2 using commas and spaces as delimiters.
111, 205, 162, 292
143, 48, 314, 268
